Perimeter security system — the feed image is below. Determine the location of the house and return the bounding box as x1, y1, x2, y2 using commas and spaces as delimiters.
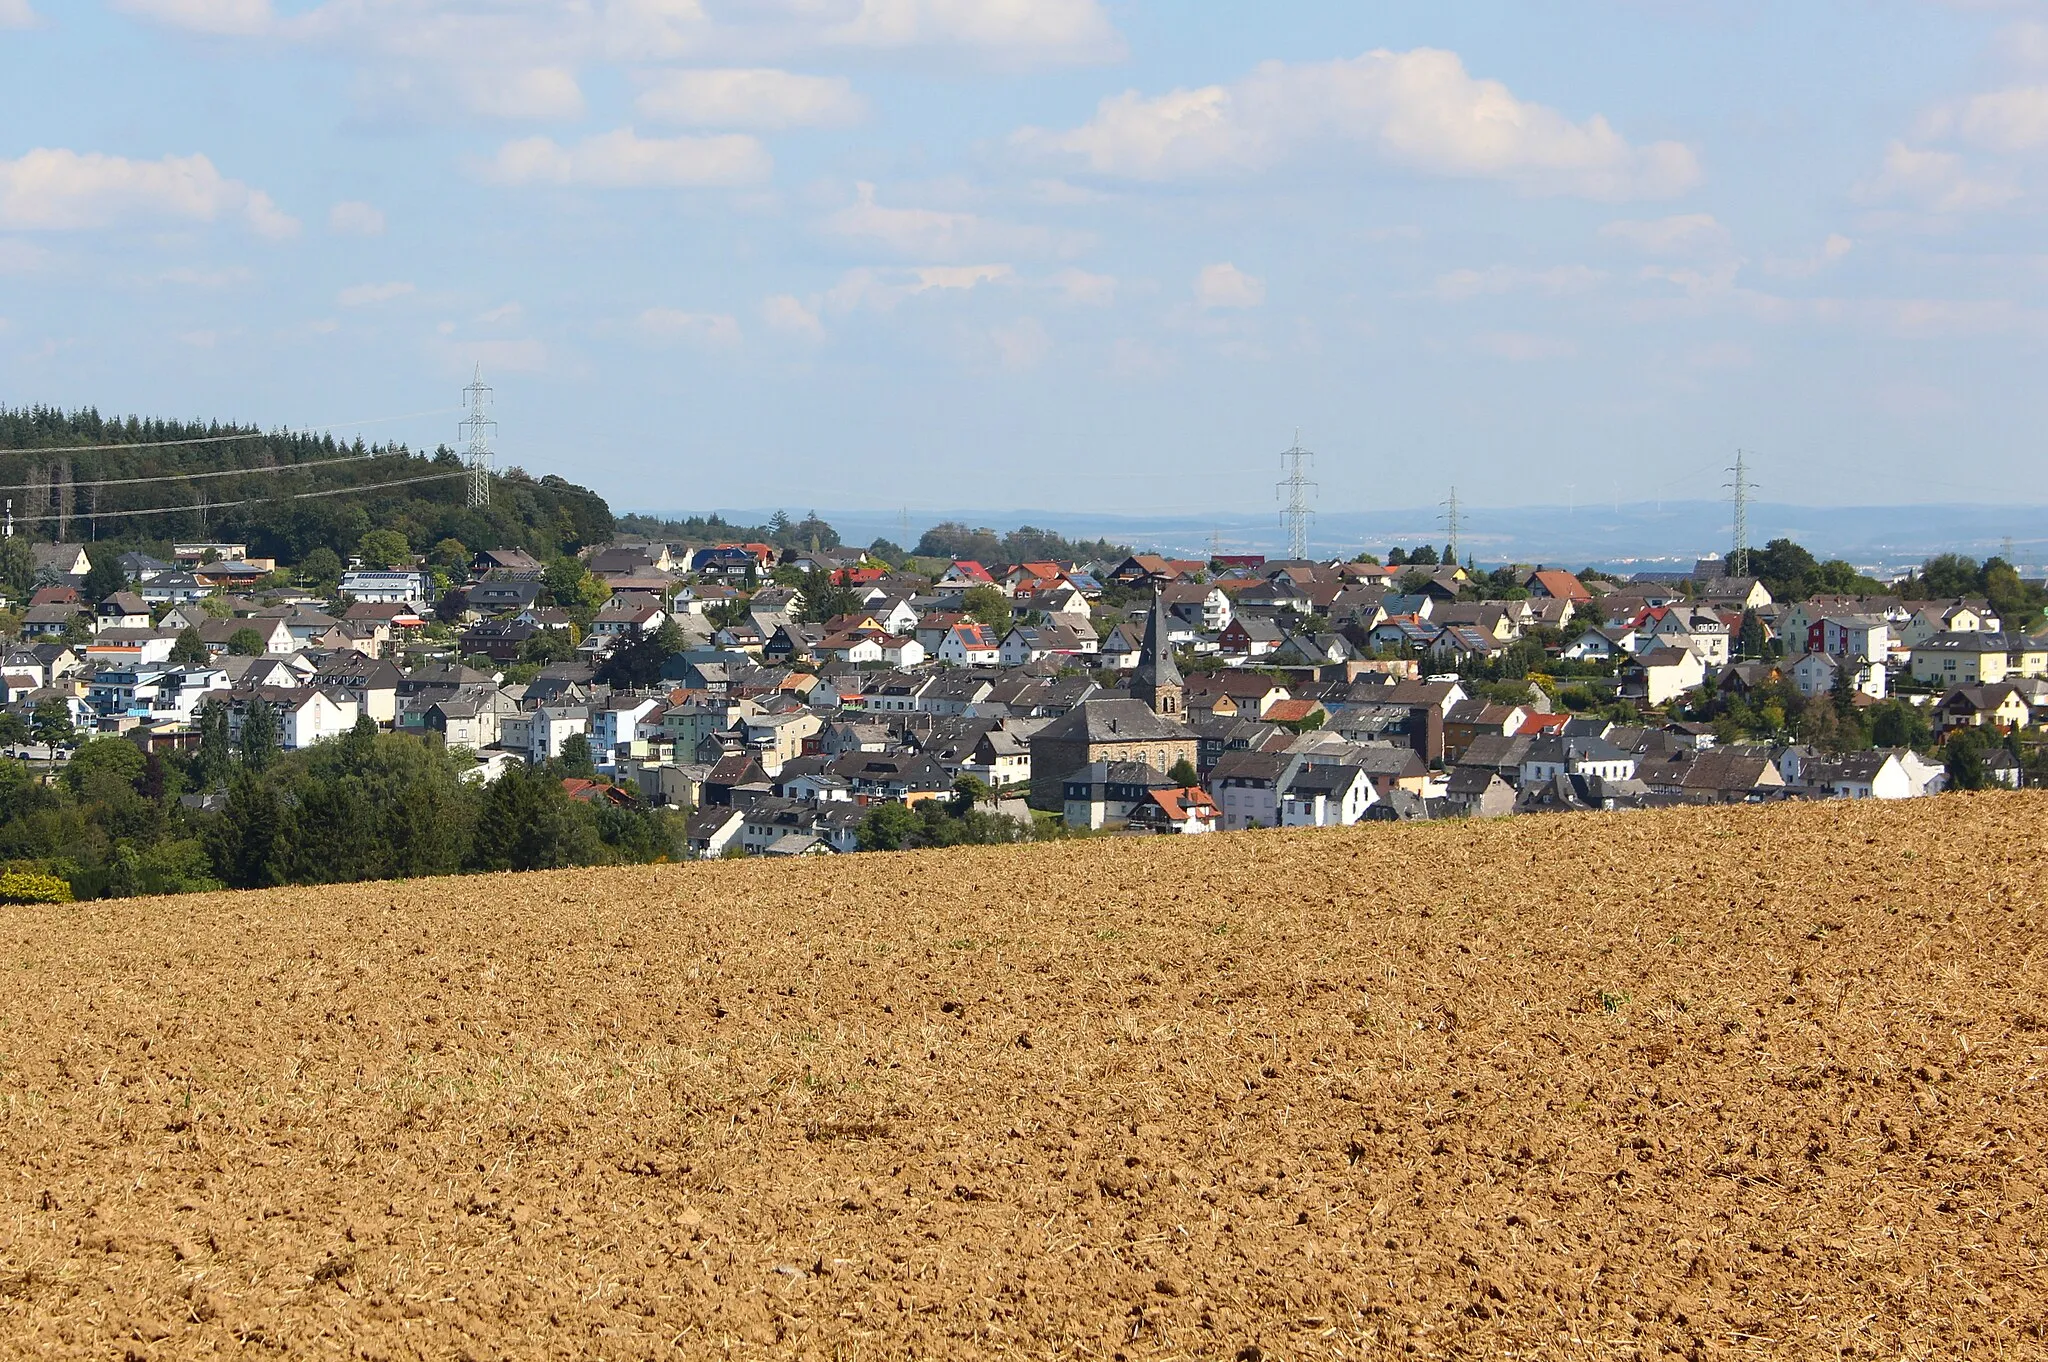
1278, 763, 1376, 827
467, 580, 542, 614
1636, 747, 1787, 803
686, 806, 746, 857
199, 616, 295, 656
472, 547, 547, 579
1061, 760, 1180, 830
138, 571, 209, 605
1802, 749, 1920, 800
32, 543, 92, 580
1443, 700, 1528, 762
592, 603, 665, 636
826, 752, 952, 805
1124, 785, 1221, 834
459, 619, 538, 663
935, 622, 1002, 666
1620, 646, 1707, 706
1519, 733, 1639, 788
1216, 614, 1285, 659
938, 561, 995, 586
20, 602, 86, 638
81, 629, 180, 668
1907, 632, 2048, 687
222, 685, 360, 750
1932, 683, 2033, 734
1789, 649, 1887, 700
1442, 767, 1517, 818
94, 591, 152, 631
1524, 568, 1592, 603
958, 725, 1032, 788
1900, 599, 1999, 646
339, 568, 433, 605
423, 687, 522, 750
309, 654, 404, 725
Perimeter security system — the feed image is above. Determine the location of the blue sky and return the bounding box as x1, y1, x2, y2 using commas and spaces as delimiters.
2, 1, 2044, 522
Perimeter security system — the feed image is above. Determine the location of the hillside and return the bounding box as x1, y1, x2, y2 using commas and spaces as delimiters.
2, 796, 2043, 1358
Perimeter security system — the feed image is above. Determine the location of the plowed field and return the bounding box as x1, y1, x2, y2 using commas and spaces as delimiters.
3, 794, 2045, 1359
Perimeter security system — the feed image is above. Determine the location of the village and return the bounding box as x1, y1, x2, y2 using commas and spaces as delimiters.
2, 531, 2041, 858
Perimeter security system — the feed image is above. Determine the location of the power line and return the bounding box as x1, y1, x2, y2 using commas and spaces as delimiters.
0, 450, 403, 496
1, 469, 467, 525
1439, 486, 1462, 564
462, 367, 495, 509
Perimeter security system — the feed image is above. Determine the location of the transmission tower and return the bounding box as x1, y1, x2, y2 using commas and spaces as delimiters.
1440, 486, 1462, 564
1724, 449, 1757, 577
461, 365, 496, 509
1275, 432, 1317, 560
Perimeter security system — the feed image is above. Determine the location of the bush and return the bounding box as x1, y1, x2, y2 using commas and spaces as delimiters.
0, 870, 74, 904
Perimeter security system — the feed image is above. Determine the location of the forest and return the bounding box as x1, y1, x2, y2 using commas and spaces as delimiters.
0, 406, 613, 563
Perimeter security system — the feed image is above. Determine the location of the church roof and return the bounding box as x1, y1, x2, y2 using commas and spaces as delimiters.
1030, 698, 1196, 746
1133, 590, 1182, 694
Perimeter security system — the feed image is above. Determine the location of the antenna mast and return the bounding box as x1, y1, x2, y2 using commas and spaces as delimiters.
1725, 449, 1757, 577
462, 366, 496, 509
1440, 485, 1462, 564
1275, 431, 1317, 560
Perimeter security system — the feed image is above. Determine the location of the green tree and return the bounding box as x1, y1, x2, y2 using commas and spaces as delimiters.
81, 554, 127, 605
1736, 609, 1767, 660
429, 537, 470, 576
544, 556, 609, 611
227, 626, 266, 656
856, 800, 919, 851
170, 627, 209, 666
468, 762, 589, 872
299, 546, 344, 587
207, 773, 289, 889
194, 701, 233, 789
1870, 699, 1932, 750
240, 699, 279, 772
797, 564, 861, 624
962, 584, 1011, 631
30, 697, 73, 750
557, 732, 597, 780
1168, 757, 1199, 787
0, 536, 34, 598
949, 774, 991, 816
356, 529, 412, 569
1944, 726, 1994, 791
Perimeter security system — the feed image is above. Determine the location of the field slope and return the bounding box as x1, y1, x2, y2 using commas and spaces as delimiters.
2, 795, 2045, 1359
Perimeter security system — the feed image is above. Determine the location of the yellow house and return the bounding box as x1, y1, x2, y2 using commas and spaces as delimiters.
1909, 632, 2048, 685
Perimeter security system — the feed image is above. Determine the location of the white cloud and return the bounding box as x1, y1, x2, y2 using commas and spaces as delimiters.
640, 307, 741, 348
1921, 85, 2048, 152
476, 301, 523, 327
1016, 47, 1700, 199
824, 263, 1014, 313
454, 66, 585, 121
635, 69, 865, 130
328, 199, 385, 235
338, 280, 414, 306
987, 316, 1051, 371
1049, 266, 1116, 305
820, 182, 1085, 259
1431, 264, 1605, 300
1853, 140, 2019, 213
762, 293, 824, 340
0, 0, 39, 30
1195, 262, 1264, 309
1763, 233, 1853, 279
1470, 331, 1578, 361
0, 148, 298, 237
115, 0, 271, 36
1598, 212, 1733, 258
816, 0, 1119, 63
484, 128, 771, 188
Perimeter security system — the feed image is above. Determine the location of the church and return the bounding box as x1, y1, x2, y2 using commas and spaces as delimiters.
1027, 592, 1199, 810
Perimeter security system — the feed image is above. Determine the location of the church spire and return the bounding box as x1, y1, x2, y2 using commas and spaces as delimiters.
1133, 588, 1183, 717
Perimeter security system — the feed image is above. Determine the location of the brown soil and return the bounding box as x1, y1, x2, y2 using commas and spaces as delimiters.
2, 794, 2045, 1359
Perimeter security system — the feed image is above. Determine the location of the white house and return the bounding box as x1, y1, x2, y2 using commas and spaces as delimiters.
1278, 763, 1376, 827
936, 623, 1002, 666
339, 569, 433, 606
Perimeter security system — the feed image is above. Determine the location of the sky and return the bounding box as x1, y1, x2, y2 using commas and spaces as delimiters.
2, 0, 2046, 527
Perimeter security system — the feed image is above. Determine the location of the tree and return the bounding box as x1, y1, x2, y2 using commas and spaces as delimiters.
962, 584, 1011, 631
468, 762, 589, 872
207, 773, 289, 889
797, 564, 860, 624
194, 700, 233, 789
356, 529, 412, 569
558, 732, 597, 780
299, 546, 343, 587
170, 627, 209, 666
1168, 757, 1199, 787
0, 537, 33, 598
1736, 609, 1767, 660
1944, 726, 1995, 791
81, 554, 127, 605
856, 800, 919, 851
949, 774, 991, 816
240, 698, 279, 772
30, 697, 73, 751
544, 556, 609, 611
429, 537, 470, 576
227, 626, 266, 656
1870, 699, 1931, 750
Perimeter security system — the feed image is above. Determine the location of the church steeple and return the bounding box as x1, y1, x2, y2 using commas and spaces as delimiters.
1133, 589, 1183, 717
